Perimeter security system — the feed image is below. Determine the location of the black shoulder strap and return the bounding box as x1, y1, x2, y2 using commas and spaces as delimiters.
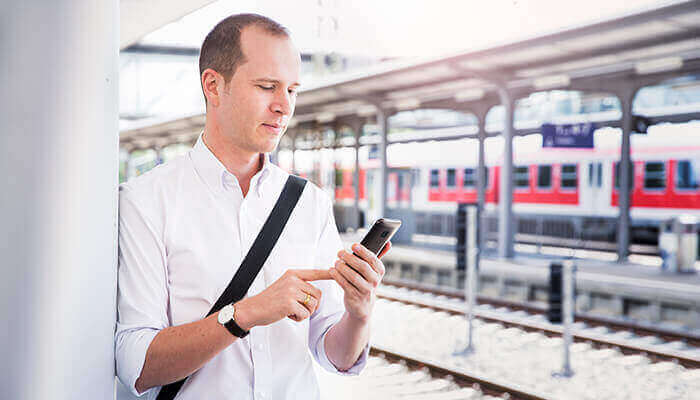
156, 175, 307, 400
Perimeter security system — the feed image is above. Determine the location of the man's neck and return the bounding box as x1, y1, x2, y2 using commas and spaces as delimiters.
202, 128, 262, 197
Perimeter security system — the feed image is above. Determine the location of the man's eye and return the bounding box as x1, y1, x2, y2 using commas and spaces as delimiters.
288, 89, 298, 95
258, 85, 274, 90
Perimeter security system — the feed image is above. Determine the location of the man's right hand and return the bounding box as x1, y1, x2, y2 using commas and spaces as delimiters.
235, 269, 333, 330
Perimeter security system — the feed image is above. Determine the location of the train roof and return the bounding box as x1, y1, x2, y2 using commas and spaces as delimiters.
318, 120, 700, 170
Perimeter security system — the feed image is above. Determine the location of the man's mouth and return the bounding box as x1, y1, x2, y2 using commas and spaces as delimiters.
262, 123, 283, 134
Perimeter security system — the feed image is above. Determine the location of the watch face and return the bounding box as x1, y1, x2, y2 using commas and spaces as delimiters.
217, 304, 235, 324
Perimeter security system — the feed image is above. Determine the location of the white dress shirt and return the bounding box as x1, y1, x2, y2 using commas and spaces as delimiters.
115, 136, 368, 400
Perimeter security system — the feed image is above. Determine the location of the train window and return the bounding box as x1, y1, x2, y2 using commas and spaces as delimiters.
537, 165, 552, 189
463, 168, 475, 188
588, 163, 594, 187
614, 162, 634, 190
644, 161, 666, 190
446, 168, 456, 187
398, 173, 405, 190
483, 166, 489, 188
514, 166, 529, 188
676, 160, 699, 190
430, 169, 440, 188
561, 164, 577, 189
596, 162, 602, 187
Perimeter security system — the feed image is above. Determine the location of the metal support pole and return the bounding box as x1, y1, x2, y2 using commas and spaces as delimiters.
497, 87, 515, 258
456, 206, 479, 356
377, 109, 388, 219
476, 110, 488, 255
554, 260, 576, 378
0, 1, 119, 398
353, 120, 363, 229
618, 90, 635, 262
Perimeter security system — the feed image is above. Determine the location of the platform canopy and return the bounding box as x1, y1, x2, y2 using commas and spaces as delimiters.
120, 0, 700, 148
120, 0, 217, 49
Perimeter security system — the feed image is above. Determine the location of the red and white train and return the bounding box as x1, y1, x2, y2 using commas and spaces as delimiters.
281, 121, 700, 245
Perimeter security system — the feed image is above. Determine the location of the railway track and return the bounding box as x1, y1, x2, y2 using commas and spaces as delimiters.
318, 350, 553, 400
366, 348, 552, 400
378, 279, 700, 369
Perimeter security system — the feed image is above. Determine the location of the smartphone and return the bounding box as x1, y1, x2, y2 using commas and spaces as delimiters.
356, 218, 402, 256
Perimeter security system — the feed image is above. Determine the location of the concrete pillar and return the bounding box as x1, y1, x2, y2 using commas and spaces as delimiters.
497, 88, 516, 258
618, 89, 635, 262
377, 109, 389, 219
0, 2, 119, 399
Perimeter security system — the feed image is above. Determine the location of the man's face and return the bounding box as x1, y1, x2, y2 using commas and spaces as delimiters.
214, 26, 301, 154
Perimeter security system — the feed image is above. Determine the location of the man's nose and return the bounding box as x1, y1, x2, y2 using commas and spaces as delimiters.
270, 90, 293, 116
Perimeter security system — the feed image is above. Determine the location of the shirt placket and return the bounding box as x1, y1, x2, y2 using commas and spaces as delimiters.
240, 195, 271, 400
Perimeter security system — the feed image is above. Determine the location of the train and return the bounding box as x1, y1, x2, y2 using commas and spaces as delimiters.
281, 121, 700, 250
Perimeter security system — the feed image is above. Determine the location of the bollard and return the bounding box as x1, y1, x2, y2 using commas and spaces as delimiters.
455, 206, 479, 356
553, 260, 575, 378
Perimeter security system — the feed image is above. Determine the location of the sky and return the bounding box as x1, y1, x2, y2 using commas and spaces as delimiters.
139, 0, 680, 59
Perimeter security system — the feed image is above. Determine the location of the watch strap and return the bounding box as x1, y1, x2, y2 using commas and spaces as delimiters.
224, 317, 249, 338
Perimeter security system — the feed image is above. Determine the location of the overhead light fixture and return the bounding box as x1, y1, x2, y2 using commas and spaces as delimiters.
394, 98, 421, 111
635, 56, 683, 75
533, 74, 570, 90
315, 112, 335, 124
454, 88, 485, 102
357, 104, 377, 116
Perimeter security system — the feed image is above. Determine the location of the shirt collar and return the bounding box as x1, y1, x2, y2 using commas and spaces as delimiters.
190, 133, 272, 197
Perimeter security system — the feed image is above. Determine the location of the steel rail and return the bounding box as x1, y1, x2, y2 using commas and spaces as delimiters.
378, 280, 700, 369
370, 346, 553, 400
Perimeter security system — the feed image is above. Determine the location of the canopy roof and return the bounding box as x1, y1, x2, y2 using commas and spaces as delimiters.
121, 0, 700, 148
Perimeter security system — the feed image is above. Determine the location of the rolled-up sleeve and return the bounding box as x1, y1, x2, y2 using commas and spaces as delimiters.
116, 185, 170, 397
307, 198, 369, 375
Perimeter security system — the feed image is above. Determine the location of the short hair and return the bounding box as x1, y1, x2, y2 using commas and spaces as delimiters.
199, 14, 290, 96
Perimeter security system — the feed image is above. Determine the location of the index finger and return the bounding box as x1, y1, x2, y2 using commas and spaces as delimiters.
293, 269, 333, 281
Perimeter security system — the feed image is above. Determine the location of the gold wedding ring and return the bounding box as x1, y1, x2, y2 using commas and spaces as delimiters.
303, 293, 311, 305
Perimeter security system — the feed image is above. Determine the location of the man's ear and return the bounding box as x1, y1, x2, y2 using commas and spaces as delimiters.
201, 68, 224, 107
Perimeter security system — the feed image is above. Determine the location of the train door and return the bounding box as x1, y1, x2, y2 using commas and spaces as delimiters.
583, 161, 605, 215
388, 168, 414, 243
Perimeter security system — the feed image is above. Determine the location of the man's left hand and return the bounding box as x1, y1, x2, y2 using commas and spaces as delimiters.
329, 241, 392, 323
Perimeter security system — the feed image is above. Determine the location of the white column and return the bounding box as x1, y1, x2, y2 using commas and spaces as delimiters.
618, 89, 634, 262
476, 108, 488, 254
497, 88, 515, 258
0, 2, 119, 399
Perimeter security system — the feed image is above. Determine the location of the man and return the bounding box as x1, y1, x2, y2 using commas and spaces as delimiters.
115, 13, 391, 400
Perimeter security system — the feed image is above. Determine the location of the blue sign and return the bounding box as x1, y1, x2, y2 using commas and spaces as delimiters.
541, 123, 595, 148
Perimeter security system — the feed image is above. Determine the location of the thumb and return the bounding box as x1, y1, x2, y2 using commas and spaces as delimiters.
293, 268, 333, 281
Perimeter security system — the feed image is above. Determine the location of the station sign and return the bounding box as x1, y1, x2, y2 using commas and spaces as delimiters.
541, 122, 596, 148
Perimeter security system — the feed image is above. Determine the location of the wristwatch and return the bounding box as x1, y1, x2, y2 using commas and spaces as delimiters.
217, 303, 249, 338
